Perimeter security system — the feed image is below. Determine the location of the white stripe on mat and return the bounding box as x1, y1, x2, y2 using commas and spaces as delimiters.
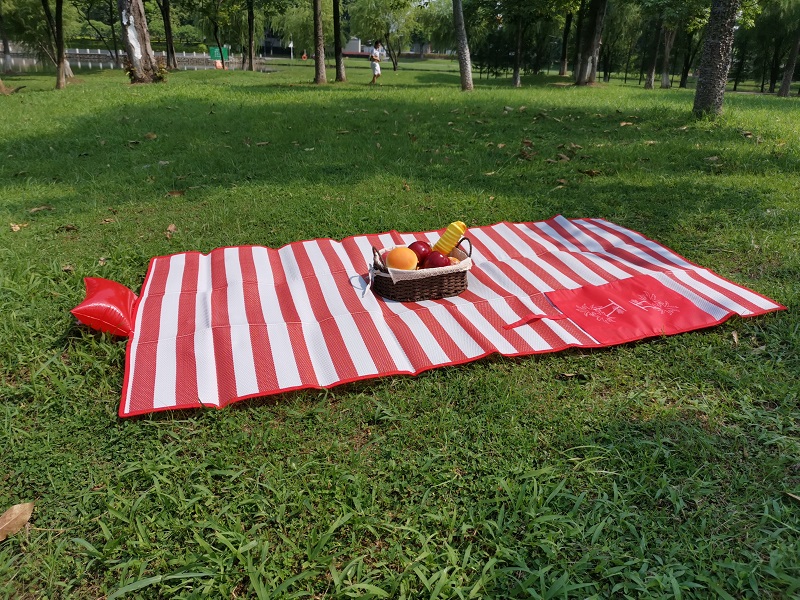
153, 253, 185, 409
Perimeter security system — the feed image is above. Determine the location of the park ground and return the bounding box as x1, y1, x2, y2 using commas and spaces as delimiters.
1, 60, 799, 598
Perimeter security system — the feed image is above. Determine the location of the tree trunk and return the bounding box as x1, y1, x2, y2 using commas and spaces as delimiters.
333, 0, 346, 81
768, 40, 784, 93
732, 36, 748, 91
312, 0, 326, 83
644, 22, 661, 90
679, 31, 696, 88
778, 27, 800, 97
384, 32, 399, 70
660, 28, 676, 88
118, 0, 160, 82
452, 0, 473, 91
0, 7, 12, 73
247, 0, 255, 71
108, 0, 120, 65
575, 0, 607, 85
511, 21, 523, 87
41, 0, 67, 88
154, 0, 177, 69
559, 12, 572, 76
624, 36, 635, 83
693, 0, 741, 118
573, 0, 586, 80
213, 21, 225, 70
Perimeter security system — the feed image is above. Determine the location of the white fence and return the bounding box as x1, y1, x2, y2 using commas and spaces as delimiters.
4, 48, 274, 73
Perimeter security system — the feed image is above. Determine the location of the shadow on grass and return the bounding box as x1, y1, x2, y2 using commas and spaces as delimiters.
2, 69, 798, 277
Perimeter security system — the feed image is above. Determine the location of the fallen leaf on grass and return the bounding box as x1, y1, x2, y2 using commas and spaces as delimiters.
304, 147, 315, 152
705, 156, 720, 162
579, 169, 602, 177
741, 131, 753, 138
376, 143, 381, 149
158, 161, 170, 166
337, 130, 350, 135
256, 141, 270, 146
0, 502, 34, 541
402, 181, 411, 191
620, 122, 634, 127
732, 331, 739, 345
10, 222, 28, 232
166, 190, 185, 197
497, 143, 506, 149
557, 179, 569, 185
165, 224, 177, 239
522, 139, 533, 147
29, 205, 54, 214
62, 264, 75, 273
98, 256, 108, 266
557, 153, 571, 162
144, 132, 158, 140
101, 218, 115, 224
484, 171, 496, 176
503, 106, 513, 112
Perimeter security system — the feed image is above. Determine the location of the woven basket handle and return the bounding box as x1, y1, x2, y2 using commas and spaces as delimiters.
372, 246, 387, 269
456, 237, 472, 257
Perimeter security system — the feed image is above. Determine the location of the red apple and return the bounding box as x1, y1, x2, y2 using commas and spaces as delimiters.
407, 240, 432, 263
422, 251, 450, 269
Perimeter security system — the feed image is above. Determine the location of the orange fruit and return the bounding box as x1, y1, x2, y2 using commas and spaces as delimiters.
385, 247, 418, 270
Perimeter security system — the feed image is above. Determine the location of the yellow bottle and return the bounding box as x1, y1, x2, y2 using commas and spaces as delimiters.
432, 221, 467, 255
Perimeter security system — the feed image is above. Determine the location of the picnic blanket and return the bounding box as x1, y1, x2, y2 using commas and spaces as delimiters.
119, 215, 784, 417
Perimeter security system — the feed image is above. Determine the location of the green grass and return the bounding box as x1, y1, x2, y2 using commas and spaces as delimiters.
1, 64, 798, 599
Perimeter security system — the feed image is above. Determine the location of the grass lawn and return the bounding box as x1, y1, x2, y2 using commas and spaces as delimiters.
1, 62, 798, 599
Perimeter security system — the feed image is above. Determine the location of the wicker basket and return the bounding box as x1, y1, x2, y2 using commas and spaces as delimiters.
370, 238, 472, 302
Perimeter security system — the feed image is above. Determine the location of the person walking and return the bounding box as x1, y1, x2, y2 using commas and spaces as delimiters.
369, 40, 383, 85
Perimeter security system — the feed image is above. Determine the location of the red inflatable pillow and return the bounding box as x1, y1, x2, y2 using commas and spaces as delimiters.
71, 277, 137, 337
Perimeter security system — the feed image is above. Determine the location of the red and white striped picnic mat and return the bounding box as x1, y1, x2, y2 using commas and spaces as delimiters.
120, 216, 784, 417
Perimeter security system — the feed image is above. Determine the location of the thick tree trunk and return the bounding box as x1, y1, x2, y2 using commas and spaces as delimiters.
118, 0, 160, 82
333, 0, 346, 81
559, 12, 573, 76
778, 27, 800, 97
155, 0, 177, 69
511, 21, 523, 87
312, 0, 326, 83
644, 23, 661, 90
247, 0, 255, 71
575, 0, 607, 85
693, 0, 741, 118
660, 28, 676, 88
573, 0, 586, 80
452, 0, 473, 91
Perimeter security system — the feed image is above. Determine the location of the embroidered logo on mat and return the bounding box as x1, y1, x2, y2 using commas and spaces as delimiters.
629, 292, 680, 315
576, 300, 626, 323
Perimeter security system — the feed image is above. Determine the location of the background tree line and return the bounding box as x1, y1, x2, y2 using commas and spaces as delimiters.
2, 0, 799, 110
